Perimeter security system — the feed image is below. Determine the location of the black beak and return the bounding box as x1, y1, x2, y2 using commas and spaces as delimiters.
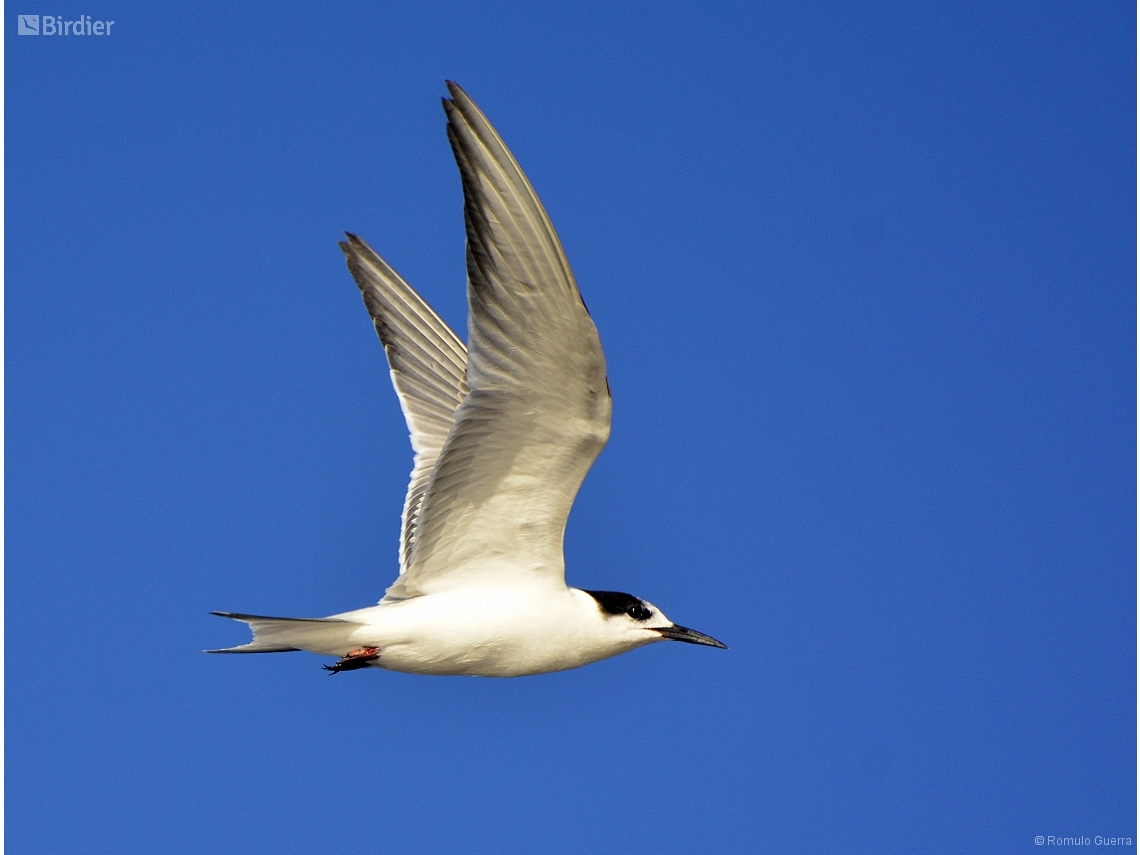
654, 624, 728, 649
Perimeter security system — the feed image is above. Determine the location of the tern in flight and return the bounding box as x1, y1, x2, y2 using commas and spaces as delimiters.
209, 82, 725, 676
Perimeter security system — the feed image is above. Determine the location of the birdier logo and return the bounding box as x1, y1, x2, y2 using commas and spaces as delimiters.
18, 14, 115, 35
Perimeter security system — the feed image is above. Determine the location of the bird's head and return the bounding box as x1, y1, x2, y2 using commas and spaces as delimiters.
581, 589, 727, 651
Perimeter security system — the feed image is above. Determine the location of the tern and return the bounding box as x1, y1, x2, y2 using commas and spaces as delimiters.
209, 82, 726, 676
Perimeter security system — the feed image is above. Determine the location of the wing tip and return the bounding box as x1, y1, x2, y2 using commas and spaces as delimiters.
339, 231, 367, 259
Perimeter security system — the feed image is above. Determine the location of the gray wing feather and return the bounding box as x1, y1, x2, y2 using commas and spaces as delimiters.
387, 82, 611, 599
340, 234, 469, 577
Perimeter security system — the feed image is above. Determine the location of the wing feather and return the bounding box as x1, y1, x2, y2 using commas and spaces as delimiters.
339, 234, 469, 575
386, 82, 611, 599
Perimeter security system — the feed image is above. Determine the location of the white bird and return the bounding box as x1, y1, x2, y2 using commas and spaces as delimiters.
209, 82, 725, 676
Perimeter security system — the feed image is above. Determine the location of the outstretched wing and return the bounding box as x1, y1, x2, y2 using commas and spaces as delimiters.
340, 234, 469, 577
386, 82, 611, 600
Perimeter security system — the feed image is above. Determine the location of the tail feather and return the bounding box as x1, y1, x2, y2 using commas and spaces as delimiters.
207, 611, 364, 655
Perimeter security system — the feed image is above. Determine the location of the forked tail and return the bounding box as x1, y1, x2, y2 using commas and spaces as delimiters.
206, 612, 364, 656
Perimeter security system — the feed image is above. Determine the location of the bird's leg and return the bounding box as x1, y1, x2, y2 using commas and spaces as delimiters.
323, 647, 380, 674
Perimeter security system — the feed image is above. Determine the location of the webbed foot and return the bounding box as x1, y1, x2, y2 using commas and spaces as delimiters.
323, 647, 380, 674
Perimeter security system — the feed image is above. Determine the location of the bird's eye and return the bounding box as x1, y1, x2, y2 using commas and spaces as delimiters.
627, 604, 651, 622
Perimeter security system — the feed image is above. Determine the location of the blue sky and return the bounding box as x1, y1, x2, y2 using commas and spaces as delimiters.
6, 3, 1135, 853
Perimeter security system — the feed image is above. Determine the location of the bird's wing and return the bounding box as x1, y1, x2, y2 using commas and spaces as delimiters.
340, 234, 469, 577
385, 81, 611, 600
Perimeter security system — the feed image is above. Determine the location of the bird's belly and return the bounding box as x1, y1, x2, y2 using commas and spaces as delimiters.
355, 594, 614, 677
375, 631, 604, 677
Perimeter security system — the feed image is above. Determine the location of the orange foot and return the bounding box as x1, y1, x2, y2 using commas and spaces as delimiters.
323, 647, 380, 674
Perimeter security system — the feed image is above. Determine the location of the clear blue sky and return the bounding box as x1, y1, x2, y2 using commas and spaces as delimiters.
7, 3, 1135, 852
